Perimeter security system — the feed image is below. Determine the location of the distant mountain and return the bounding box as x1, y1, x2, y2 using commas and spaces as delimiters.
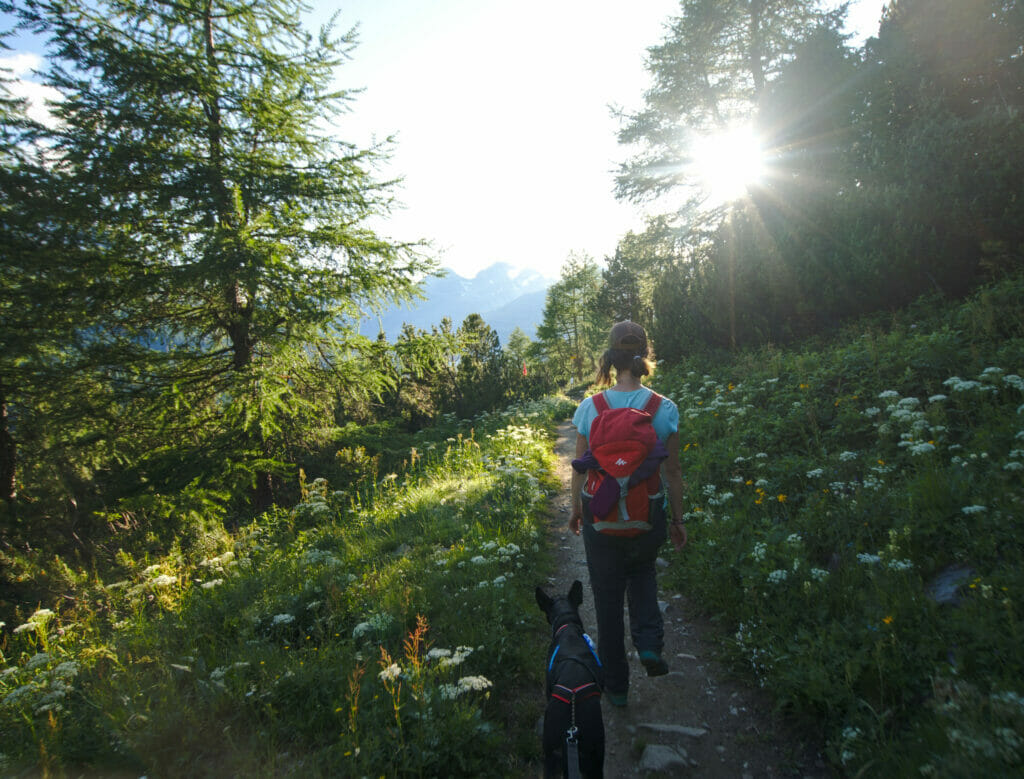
369, 262, 554, 346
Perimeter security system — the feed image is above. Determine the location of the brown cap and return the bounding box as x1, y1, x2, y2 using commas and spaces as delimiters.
609, 320, 647, 352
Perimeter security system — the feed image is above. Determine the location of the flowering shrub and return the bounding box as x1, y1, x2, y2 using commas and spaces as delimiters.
654, 285, 1024, 774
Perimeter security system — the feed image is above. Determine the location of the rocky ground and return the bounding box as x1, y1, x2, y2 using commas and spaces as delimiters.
537, 422, 832, 778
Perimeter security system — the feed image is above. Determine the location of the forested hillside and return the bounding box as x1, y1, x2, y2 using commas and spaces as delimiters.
2, 0, 1023, 775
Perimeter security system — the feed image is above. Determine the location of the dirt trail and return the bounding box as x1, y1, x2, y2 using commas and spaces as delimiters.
540, 422, 829, 778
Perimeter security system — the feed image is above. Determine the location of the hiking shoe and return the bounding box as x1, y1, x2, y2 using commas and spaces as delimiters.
606, 691, 628, 707
639, 650, 669, 677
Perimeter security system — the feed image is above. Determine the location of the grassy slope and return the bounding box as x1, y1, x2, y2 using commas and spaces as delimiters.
1, 399, 573, 777
648, 275, 1024, 775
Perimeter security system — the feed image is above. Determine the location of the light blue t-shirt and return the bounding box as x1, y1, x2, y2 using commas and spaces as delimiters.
572, 388, 679, 443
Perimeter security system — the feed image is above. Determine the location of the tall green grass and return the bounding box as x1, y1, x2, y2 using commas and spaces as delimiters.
1, 397, 575, 777
652, 276, 1024, 775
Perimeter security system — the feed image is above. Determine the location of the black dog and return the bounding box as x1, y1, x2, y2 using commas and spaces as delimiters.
536, 580, 605, 779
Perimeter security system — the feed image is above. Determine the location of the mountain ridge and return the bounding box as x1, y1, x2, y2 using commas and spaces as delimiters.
371, 262, 554, 345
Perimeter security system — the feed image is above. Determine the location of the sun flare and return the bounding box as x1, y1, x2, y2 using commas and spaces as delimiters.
691, 125, 766, 204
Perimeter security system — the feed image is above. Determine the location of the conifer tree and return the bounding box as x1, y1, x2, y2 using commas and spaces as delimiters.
616, 0, 844, 203
536, 253, 607, 383
18, 0, 432, 510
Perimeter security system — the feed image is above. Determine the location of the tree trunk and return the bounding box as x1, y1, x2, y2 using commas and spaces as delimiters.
0, 374, 16, 502
226, 281, 253, 369
748, 0, 766, 96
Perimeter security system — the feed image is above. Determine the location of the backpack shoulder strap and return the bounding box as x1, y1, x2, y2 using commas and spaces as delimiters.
642, 390, 663, 416
592, 392, 610, 414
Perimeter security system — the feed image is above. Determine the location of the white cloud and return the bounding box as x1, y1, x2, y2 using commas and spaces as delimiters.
0, 52, 43, 78
1, 53, 61, 127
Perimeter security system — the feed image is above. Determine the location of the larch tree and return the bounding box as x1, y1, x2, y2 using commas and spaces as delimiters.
615, 0, 846, 205
0, 30, 115, 518
18, 0, 432, 511
536, 253, 607, 384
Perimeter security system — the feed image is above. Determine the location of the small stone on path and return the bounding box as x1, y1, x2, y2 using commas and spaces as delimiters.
638, 722, 708, 738
639, 744, 691, 773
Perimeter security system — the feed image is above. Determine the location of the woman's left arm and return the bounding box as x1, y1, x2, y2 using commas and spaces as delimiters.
569, 432, 587, 535
663, 432, 688, 550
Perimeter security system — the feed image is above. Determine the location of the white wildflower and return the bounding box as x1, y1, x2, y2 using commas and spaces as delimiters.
961, 505, 987, 515
151, 574, 176, 588
863, 407, 881, 417
928, 394, 947, 403
438, 646, 474, 668
378, 663, 401, 683
767, 569, 788, 584
888, 559, 914, 572
272, 613, 295, 626
839, 450, 857, 462
210, 662, 249, 682
810, 568, 829, 581
437, 683, 460, 700
457, 675, 492, 692
200, 579, 224, 589
470, 556, 487, 565
857, 553, 882, 565
1004, 462, 1023, 472
806, 468, 824, 479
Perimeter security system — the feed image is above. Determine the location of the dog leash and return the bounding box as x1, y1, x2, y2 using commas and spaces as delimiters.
566, 690, 581, 779
552, 682, 598, 779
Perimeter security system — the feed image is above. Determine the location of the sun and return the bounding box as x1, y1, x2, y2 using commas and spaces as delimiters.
690, 124, 766, 205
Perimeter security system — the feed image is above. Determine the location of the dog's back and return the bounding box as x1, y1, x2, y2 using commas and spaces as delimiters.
537, 582, 605, 779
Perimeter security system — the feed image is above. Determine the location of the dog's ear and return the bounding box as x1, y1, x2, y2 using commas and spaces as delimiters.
569, 579, 583, 609
535, 586, 553, 614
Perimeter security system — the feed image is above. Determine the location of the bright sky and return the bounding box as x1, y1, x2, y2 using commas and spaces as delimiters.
2, 1, 885, 280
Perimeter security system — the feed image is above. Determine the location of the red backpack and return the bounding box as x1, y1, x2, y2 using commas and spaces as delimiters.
575, 391, 668, 536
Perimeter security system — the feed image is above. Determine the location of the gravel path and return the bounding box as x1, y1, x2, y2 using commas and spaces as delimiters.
539, 422, 830, 778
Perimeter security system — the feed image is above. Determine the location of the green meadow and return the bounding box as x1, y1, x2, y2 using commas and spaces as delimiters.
3, 277, 1022, 776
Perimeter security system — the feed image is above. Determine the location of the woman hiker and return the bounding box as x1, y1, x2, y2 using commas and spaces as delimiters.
568, 320, 687, 707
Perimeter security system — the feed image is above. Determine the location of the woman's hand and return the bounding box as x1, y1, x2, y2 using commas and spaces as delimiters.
669, 522, 688, 551
569, 508, 583, 535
